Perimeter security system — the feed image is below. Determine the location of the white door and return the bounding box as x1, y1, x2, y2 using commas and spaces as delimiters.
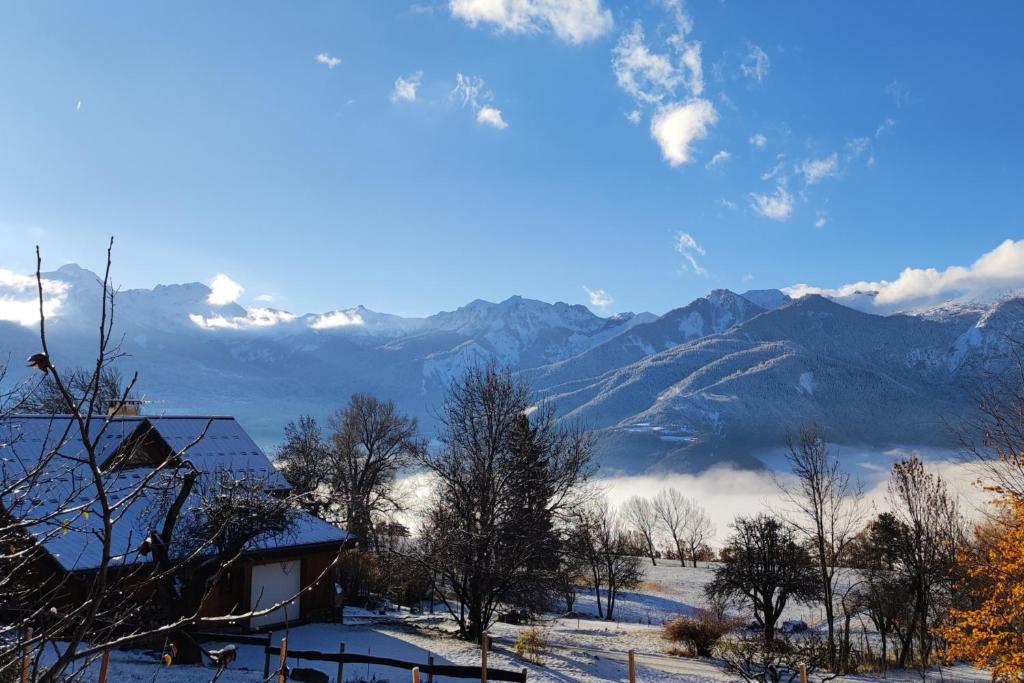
250, 560, 301, 629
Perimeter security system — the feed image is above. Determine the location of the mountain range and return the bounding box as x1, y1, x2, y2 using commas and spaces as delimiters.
2, 264, 1021, 474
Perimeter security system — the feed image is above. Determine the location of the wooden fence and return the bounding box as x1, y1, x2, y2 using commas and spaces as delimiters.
263, 642, 528, 683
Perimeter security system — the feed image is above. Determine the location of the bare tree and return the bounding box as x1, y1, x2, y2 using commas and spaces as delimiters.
681, 501, 714, 568
276, 415, 332, 517
416, 365, 594, 641
622, 495, 659, 565
653, 487, 689, 567
328, 394, 424, 545
776, 422, 865, 671
886, 455, 964, 668
706, 514, 820, 643
570, 497, 644, 621
0, 242, 335, 682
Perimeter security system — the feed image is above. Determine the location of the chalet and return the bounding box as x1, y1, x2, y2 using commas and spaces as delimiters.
0, 413, 351, 631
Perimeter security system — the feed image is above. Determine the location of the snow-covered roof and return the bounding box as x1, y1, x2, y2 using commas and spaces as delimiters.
0, 414, 349, 572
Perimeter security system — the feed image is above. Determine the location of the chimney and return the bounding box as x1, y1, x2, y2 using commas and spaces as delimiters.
107, 398, 143, 417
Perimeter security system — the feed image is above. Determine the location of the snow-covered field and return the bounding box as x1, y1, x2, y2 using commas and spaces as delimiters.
61, 562, 988, 683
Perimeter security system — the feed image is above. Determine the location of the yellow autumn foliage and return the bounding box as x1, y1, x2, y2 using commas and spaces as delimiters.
941, 494, 1024, 680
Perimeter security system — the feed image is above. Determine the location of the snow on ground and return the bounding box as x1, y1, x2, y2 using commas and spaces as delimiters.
66, 562, 989, 682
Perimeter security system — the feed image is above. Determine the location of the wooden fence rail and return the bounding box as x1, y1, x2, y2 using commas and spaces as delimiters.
263, 645, 528, 683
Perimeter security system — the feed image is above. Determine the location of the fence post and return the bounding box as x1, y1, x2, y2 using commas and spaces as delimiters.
481, 632, 489, 683
521, 667, 528, 683
411, 666, 420, 683
263, 646, 272, 681
277, 637, 289, 683
426, 654, 434, 683
627, 649, 636, 683
337, 642, 345, 683
20, 626, 32, 683
97, 650, 111, 683
798, 662, 808, 683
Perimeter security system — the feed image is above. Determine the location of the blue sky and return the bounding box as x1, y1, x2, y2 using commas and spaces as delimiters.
1, 1, 1022, 317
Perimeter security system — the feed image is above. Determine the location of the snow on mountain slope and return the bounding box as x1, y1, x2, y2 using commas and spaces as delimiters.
543, 295, 1004, 472
525, 289, 766, 395
4, 265, 1022, 475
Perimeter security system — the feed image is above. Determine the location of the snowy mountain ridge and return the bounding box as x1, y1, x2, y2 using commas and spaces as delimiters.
2, 265, 1021, 474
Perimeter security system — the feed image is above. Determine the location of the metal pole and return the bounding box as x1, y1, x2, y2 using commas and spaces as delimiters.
427, 654, 434, 683
337, 642, 345, 683
627, 649, 636, 683
411, 666, 420, 683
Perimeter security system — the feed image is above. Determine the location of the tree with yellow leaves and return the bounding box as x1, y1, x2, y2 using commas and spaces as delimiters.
941, 493, 1024, 680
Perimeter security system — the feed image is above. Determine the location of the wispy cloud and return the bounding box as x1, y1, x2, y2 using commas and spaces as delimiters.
310, 309, 366, 329
749, 185, 793, 221
613, 22, 682, 106
740, 44, 770, 83
451, 73, 508, 129
885, 79, 910, 108
814, 213, 828, 228
706, 149, 731, 168
749, 133, 767, 149
449, 0, 613, 45
798, 153, 839, 185
675, 231, 707, 275
583, 286, 614, 310
391, 71, 423, 102
613, 3, 716, 166
314, 53, 341, 69
190, 308, 296, 330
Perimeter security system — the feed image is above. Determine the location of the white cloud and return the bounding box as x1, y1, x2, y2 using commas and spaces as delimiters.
814, 214, 828, 228
613, 22, 682, 106
626, 109, 642, 125
190, 308, 296, 331
742, 273, 754, 282
749, 185, 793, 221
846, 137, 870, 161
749, 133, 767, 149
310, 309, 366, 329
740, 44, 770, 83
785, 239, 1024, 311
798, 153, 839, 185
314, 53, 341, 69
449, 0, 613, 44
476, 105, 508, 129
254, 294, 275, 303
75, 100, 82, 111
876, 117, 896, 137
885, 80, 910, 108
679, 42, 704, 97
451, 73, 507, 128
719, 198, 737, 210
391, 71, 423, 102
0, 269, 68, 326
583, 286, 614, 310
207, 273, 244, 306
650, 99, 717, 167
674, 231, 707, 275
706, 149, 730, 168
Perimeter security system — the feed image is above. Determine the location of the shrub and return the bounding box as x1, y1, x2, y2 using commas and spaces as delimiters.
663, 610, 735, 657
514, 627, 548, 664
